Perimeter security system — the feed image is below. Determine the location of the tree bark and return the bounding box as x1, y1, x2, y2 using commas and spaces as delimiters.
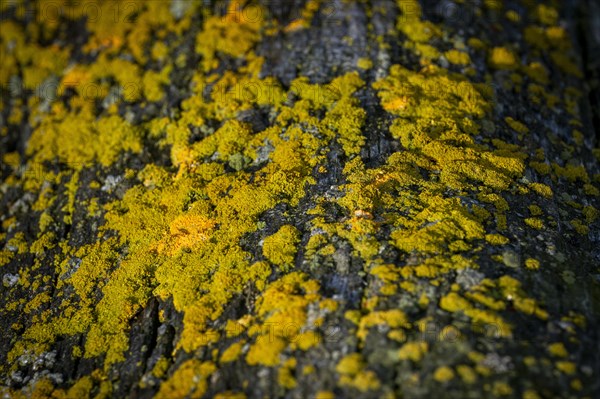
1, 1, 599, 398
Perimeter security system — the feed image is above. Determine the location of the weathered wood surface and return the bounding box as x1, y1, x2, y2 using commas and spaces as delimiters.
1, 0, 599, 398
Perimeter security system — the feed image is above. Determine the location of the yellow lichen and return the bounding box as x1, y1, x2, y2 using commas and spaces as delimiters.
433, 366, 455, 383
548, 342, 568, 358
440, 293, 472, 313
336, 353, 364, 375
397, 341, 428, 362
445, 49, 471, 66
528, 183, 553, 198
570, 219, 589, 235
524, 258, 540, 270
456, 365, 477, 384
357, 58, 374, 70
2, 1, 594, 396
485, 234, 509, 245
263, 225, 301, 270
555, 361, 576, 375
524, 218, 544, 230
155, 360, 216, 399
582, 205, 598, 223
489, 47, 518, 70
278, 358, 297, 389
505, 117, 529, 134
221, 341, 246, 363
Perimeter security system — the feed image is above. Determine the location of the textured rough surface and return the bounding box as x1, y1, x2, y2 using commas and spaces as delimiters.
1, 0, 600, 398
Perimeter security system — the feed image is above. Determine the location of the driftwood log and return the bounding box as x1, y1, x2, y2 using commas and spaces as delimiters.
1, 0, 599, 398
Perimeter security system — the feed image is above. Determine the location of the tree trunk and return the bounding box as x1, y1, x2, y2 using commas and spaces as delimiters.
1, 0, 599, 398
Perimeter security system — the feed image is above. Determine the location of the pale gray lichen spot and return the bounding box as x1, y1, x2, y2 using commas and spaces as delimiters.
502, 249, 521, 268
456, 268, 484, 290
102, 175, 123, 192
2, 273, 19, 287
